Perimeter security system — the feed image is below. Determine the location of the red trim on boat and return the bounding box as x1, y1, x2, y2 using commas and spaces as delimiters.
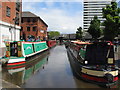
7, 65, 25, 69
81, 74, 118, 82
22, 41, 46, 44
114, 77, 118, 81
7, 61, 25, 66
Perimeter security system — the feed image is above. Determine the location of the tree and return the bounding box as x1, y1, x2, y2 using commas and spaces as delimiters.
48, 31, 60, 39
102, 2, 120, 41
88, 16, 101, 40
76, 27, 83, 40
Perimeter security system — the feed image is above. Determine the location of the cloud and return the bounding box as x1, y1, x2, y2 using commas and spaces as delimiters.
22, 2, 83, 34
23, 0, 83, 3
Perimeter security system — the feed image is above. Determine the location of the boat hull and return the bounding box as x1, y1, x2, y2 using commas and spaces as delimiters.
47, 40, 56, 48
6, 48, 49, 68
67, 47, 118, 87
6, 57, 25, 69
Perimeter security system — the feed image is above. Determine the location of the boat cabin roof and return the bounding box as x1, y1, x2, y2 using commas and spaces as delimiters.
71, 41, 92, 45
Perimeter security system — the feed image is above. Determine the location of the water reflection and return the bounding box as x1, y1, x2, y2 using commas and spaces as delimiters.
2, 52, 49, 88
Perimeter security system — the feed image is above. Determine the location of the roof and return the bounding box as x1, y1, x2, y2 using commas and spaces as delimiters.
71, 41, 91, 45
22, 11, 48, 27
60, 34, 76, 39
22, 12, 39, 17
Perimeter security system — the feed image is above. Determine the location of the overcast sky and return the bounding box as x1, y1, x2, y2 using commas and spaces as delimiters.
22, 0, 120, 34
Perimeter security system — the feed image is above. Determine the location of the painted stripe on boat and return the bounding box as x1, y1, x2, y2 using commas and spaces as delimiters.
8, 58, 25, 63
7, 61, 25, 66
81, 73, 118, 82
7, 65, 25, 69
22, 41, 46, 44
81, 67, 118, 77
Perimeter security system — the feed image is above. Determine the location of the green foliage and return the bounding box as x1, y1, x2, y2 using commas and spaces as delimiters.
102, 2, 120, 41
48, 31, 60, 39
76, 27, 83, 39
88, 16, 101, 39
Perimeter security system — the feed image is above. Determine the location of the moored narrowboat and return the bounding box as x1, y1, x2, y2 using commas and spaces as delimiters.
47, 40, 57, 48
66, 41, 118, 87
2, 41, 48, 68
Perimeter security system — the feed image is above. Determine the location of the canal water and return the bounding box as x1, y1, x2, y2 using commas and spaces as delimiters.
2, 45, 120, 88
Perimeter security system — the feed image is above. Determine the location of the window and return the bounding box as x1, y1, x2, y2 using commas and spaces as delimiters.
21, 18, 23, 23
33, 27, 37, 31
32, 18, 36, 22
16, 2, 20, 11
15, 12, 19, 25
27, 18, 30, 22
6, 6, 10, 17
27, 27, 30, 31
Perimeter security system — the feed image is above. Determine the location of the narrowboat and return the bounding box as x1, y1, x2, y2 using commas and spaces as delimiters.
2, 41, 48, 68
66, 41, 118, 87
47, 40, 57, 48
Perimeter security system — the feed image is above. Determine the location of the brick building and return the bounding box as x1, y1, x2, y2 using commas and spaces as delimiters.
0, 0, 22, 58
21, 12, 48, 41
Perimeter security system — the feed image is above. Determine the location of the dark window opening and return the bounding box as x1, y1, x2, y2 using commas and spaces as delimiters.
16, 2, 20, 11
27, 27, 30, 31
6, 6, 11, 17
33, 27, 37, 31
27, 18, 30, 22
15, 12, 19, 25
32, 18, 37, 22
21, 18, 23, 23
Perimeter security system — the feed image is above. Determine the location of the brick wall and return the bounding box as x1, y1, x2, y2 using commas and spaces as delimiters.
0, 0, 22, 26
21, 17, 48, 40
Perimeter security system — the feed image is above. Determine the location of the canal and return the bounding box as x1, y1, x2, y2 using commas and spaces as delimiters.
2, 45, 120, 88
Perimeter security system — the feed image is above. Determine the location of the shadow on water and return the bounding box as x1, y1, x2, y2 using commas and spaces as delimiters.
2, 50, 50, 88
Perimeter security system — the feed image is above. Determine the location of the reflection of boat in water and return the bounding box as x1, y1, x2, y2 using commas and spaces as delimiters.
8, 67, 25, 75
2, 40, 56, 68
2, 55, 49, 87
65, 41, 118, 87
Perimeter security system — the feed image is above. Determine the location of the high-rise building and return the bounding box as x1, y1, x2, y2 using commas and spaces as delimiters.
83, 0, 114, 31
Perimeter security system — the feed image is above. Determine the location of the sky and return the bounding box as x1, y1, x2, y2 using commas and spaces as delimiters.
22, 0, 120, 34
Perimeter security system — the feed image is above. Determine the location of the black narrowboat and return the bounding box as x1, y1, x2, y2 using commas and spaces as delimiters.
66, 41, 118, 87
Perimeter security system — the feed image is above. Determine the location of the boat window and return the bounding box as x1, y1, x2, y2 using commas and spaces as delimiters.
10, 43, 18, 56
